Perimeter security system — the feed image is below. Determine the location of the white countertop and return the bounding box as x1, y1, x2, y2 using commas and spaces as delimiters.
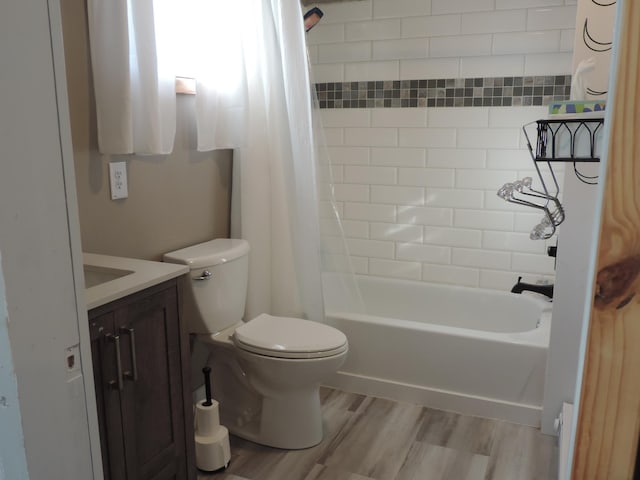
83, 253, 189, 310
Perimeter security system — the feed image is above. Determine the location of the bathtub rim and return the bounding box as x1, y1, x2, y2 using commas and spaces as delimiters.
323, 272, 553, 334
325, 310, 552, 349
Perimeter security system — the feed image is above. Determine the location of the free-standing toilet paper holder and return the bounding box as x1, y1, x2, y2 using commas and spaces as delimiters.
194, 367, 231, 471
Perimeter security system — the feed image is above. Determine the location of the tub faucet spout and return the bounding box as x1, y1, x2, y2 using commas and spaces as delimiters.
511, 276, 554, 300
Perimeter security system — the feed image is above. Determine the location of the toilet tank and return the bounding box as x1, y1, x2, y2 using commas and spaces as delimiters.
163, 239, 250, 335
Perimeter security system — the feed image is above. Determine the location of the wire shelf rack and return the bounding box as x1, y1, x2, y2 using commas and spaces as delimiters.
524, 118, 604, 163
523, 118, 604, 187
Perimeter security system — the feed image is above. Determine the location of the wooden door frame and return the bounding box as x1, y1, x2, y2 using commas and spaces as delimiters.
571, 0, 640, 477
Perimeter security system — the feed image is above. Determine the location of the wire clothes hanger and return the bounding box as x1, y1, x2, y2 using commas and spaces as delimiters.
497, 177, 565, 240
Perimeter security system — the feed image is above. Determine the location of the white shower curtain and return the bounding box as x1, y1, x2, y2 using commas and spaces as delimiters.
228, 0, 325, 322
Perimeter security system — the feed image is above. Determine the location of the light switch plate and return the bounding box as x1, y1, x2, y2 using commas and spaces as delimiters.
109, 161, 128, 200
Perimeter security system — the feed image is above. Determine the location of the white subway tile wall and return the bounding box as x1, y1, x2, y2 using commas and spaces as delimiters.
560, 29, 576, 51
344, 61, 400, 81
307, 0, 576, 290
492, 31, 561, 55
318, 104, 558, 290
429, 34, 493, 58
318, 41, 371, 64
524, 52, 573, 75
526, 6, 578, 30
399, 58, 461, 79
460, 10, 527, 35
401, 15, 461, 38
458, 55, 525, 79
311, 63, 345, 83
310, 1, 576, 78
373, 0, 432, 19
346, 19, 401, 41
369, 258, 422, 280
431, 0, 495, 15
372, 108, 427, 127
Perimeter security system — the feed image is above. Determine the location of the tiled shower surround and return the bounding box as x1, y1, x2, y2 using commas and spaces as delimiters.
316, 105, 560, 290
308, 0, 576, 291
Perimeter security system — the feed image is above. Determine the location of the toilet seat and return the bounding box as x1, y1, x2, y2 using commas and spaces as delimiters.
233, 313, 348, 359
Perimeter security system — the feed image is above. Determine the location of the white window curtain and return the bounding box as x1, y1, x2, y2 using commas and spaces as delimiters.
190, 2, 250, 151
88, 0, 177, 155
88, 0, 251, 154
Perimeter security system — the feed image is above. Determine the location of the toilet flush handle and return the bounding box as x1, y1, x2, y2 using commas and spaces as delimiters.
194, 270, 213, 281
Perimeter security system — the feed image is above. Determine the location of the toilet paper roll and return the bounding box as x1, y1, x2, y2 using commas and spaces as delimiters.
195, 424, 230, 471
195, 400, 221, 437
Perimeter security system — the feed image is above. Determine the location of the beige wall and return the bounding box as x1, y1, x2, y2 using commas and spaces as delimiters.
60, 0, 232, 261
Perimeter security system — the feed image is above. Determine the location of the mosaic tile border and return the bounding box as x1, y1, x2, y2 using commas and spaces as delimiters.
315, 75, 572, 109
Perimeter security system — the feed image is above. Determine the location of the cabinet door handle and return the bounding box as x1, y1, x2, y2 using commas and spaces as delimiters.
105, 333, 124, 391
119, 327, 138, 382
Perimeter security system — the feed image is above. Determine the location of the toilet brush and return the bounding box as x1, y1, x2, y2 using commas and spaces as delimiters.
194, 367, 231, 471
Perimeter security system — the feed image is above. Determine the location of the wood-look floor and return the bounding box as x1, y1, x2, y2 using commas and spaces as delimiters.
198, 388, 558, 480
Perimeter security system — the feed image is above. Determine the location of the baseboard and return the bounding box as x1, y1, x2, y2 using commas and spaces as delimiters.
324, 371, 542, 427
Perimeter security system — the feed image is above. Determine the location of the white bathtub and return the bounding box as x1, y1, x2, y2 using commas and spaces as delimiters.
322, 274, 552, 426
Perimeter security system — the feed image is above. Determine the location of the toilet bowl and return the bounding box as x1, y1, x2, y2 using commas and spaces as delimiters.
163, 239, 348, 449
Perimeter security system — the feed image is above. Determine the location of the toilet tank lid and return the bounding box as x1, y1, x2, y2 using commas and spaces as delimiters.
163, 239, 249, 268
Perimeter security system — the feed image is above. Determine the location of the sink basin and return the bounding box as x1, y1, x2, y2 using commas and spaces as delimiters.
83, 265, 134, 288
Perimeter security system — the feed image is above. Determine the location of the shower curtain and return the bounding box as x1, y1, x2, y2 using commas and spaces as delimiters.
227, 0, 364, 321
311, 85, 366, 316
216, 0, 363, 320
224, 0, 324, 322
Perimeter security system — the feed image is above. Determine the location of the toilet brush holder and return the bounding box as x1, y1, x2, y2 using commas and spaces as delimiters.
194, 367, 230, 471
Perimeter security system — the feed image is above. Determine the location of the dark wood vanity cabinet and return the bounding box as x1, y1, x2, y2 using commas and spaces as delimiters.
89, 279, 195, 480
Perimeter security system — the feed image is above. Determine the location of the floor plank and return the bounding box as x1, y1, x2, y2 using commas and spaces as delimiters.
304, 464, 377, 480
416, 409, 497, 456
483, 421, 558, 480
396, 442, 489, 480
197, 474, 250, 480
319, 396, 426, 480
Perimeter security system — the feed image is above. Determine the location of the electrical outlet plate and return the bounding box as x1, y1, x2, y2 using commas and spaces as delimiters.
109, 161, 128, 200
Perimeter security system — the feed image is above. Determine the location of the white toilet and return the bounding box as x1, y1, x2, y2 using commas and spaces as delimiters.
163, 239, 348, 450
